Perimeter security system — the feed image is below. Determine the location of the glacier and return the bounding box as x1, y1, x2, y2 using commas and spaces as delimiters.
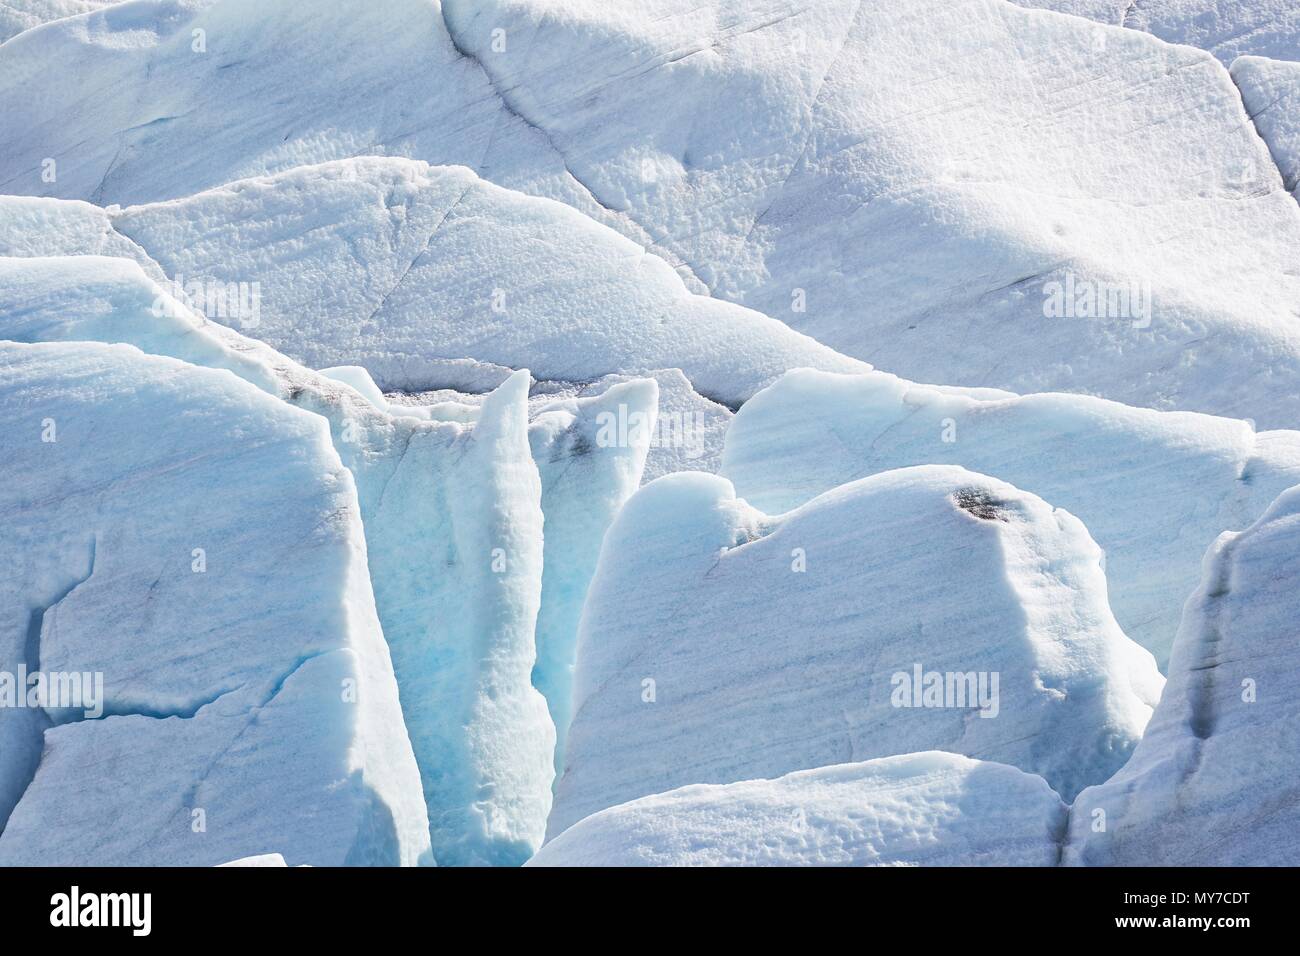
0, 340, 429, 866
1066, 483, 1300, 865
722, 368, 1300, 668
0, 254, 554, 865
5, 1, 1300, 422
1232, 55, 1300, 201
2, 0, 1300, 871
551, 466, 1162, 836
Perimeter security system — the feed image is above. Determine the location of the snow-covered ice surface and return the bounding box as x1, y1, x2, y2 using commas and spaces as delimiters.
108, 158, 864, 405
1125, 1, 1300, 64
531, 753, 1068, 866
1015, 1, 1300, 63
1233, 56, 1300, 200
4, 0, 1300, 869
0, 254, 554, 866
722, 369, 1300, 668
1009, 0, 1126, 22
550, 466, 1162, 836
580, 370, 733, 481
0, 341, 430, 866
0, 0, 107, 43
6, 2, 1300, 422
217, 854, 288, 867
1066, 484, 1300, 865
433, 0, 1300, 427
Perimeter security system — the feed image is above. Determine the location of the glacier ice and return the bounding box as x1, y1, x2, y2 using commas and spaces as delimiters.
107, 158, 865, 405
1126, 0, 1300, 64
1066, 483, 1300, 865
532, 753, 1068, 867
441, 0, 1300, 425
529, 381, 656, 777
1233, 55, 1300, 201
722, 368, 1300, 668
550, 466, 1162, 836
0, 254, 554, 866
0, 340, 429, 866
6, 2, 1300, 423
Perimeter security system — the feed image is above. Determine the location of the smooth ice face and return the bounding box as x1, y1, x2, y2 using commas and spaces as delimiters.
0, 255, 555, 866
531, 753, 1068, 867
529, 381, 657, 778
721, 369, 1300, 668
1233, 56, 1300, 201
550, 466, 1162, 837
0, 341, 429, 866
107, 158, 864, 406
1066, 484, 1300, 866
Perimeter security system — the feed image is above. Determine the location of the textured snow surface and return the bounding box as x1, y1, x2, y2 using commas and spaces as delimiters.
434, 0, 1300, 426
1126, 1, 1300, 64
6, 2, 1300, 422
0, 255, 554, 866
722, 369, 1300, 668
0, 341, 430, 866
0, 0, 108, 43
108, 158, 864, 405
532, 753, 1068, 866
1233, 55, 1300, 200
551, 466, 1162, 836
1015, 1, 1300, 63
1067, 484, 1300, 865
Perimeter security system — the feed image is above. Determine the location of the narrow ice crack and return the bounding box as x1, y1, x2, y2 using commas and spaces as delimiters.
437, 3, 712, 293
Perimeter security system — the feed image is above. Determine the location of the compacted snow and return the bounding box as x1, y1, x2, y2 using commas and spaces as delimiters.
3, 0, 1299, 868
532, 753, 1068, 867
1233, 55, 1300, 200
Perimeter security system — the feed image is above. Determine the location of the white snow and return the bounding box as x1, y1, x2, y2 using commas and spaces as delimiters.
550, 466, 1162, 837
6, 2, 1300, 423
0, 0, 108, 44
0, 340, 430, 866
1126, 1, 1300, 64
440, 0, 1300, 426
107, 158, 865, 405
1009, 0, 1127, 22
722, 368, 1300, 668
217, 854, 288, 867
531, 753, 1068, 867
1232, 56, 1300, 200
1067, 483, 1300, 865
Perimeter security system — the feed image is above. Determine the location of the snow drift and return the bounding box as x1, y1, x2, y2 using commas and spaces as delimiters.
532, 753, 1067, 867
